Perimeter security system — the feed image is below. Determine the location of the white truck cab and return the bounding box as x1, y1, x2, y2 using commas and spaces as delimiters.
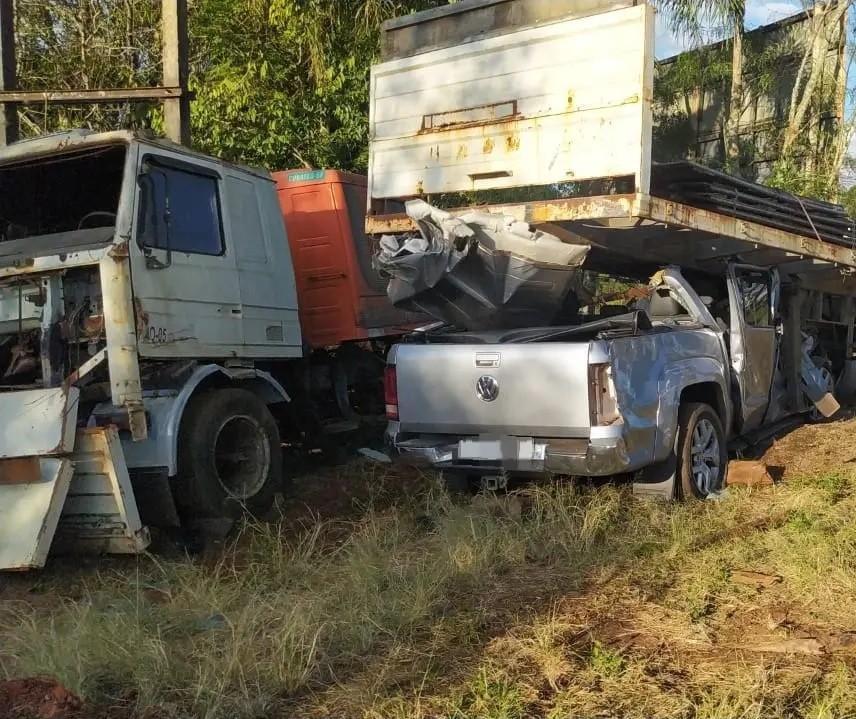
0, 129, 305, 569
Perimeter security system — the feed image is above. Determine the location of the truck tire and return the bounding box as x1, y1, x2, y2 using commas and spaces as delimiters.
174, 388, 283, 521
676, 402, 727, 500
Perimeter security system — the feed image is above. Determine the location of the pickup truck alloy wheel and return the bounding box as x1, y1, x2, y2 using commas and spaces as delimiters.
677, 402, 727, 500
690, 418, 721, 495
175, 388, 283, 521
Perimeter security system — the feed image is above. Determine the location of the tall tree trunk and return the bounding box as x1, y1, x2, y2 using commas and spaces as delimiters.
725, 12, 744, 170
782, 2, 845, 158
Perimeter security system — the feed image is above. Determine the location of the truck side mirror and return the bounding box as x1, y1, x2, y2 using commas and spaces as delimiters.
137, 167, 173, 270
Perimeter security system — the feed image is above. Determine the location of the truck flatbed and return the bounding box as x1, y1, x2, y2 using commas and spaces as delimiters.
364, 0, 856, 295
366, 163, 856, 296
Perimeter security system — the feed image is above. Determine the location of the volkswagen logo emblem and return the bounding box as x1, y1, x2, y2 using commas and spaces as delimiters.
476, 375, 499, 402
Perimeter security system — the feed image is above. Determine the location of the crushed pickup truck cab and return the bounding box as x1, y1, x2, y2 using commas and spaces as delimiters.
374, 199, 591, 330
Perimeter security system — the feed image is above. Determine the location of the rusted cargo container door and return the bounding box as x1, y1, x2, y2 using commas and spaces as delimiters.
276, 171, 353, 349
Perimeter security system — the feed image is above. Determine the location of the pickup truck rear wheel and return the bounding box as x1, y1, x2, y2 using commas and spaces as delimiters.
676, 402, 727, 500
174, 388, 283, 522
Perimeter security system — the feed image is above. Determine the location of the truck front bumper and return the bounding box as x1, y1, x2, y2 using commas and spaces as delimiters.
385, 423, 633, 477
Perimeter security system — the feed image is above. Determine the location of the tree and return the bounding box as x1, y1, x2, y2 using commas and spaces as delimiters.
14, 0, 449, 173
655, 0, 746, 171
182, 0, 449, 172
15, 0, 162, 135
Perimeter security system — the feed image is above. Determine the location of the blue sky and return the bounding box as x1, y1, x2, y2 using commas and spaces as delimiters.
654, 1, 804, 59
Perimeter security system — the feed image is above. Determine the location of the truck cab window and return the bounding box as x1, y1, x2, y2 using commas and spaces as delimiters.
137, 163, 224, 256
737, 270, 771, 327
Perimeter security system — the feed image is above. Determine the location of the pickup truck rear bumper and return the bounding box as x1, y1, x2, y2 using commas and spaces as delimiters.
385, 423, 632, 477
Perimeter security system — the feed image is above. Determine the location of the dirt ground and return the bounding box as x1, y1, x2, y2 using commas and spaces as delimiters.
3, 416, 856, 719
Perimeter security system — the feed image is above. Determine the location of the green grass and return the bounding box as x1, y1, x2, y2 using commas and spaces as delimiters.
3, 463, 856, 719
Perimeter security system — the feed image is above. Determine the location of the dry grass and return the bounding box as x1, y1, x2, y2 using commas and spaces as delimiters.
4, 421, 856, 718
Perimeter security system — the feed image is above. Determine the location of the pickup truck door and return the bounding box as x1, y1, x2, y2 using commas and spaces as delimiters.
726, 264, 780, 433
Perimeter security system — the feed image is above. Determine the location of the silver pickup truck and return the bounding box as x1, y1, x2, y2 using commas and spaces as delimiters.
383, 263, 833, 500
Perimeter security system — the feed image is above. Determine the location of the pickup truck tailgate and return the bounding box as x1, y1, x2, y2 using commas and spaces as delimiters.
394, 343, 591, 437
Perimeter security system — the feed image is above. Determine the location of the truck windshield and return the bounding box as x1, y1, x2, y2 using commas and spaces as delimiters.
0, 143, 125, 245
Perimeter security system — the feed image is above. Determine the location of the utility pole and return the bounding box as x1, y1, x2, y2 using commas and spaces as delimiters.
0, 0, 190, 146
162, 0, 190, 145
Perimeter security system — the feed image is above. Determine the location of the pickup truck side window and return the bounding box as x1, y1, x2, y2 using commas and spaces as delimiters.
137, 164, 225, 256
736, 270, 772, 327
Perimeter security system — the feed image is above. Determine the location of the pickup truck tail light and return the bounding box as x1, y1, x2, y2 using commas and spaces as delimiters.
589, 362, 620, 426
384, 365, 399, 420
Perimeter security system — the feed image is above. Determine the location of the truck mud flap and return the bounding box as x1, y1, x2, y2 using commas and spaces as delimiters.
55, 428, 151, 556
631, 456, 677, 501
0, 458, 74, 570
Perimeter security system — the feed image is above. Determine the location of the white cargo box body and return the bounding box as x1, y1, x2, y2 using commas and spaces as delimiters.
368, 1, 655, 203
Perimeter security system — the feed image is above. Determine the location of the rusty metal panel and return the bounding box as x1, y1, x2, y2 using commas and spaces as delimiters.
365, 193, 637, 235
0, 457, 40, 484
56, 427, 150, 555
0, 387, 80, 458
380, 0, 640, 61
368, 4, 654, 202
643, 196, 856, 271
0, 457, 73, 570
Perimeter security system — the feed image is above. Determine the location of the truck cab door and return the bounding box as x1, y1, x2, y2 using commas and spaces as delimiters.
726, 264, 780, 433
130, 150, 243, 356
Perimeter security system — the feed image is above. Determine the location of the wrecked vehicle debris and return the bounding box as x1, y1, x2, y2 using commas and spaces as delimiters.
374, 199, 590, 330
364, 1, 856, 501
384, 257, 850, 501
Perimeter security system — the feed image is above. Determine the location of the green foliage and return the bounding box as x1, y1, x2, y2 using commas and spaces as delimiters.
186, 0, 448, 172
587, 641, 626, 679
653, 0, 745, 45
15, 0, 449, 173
16, 0, 162, 135
450, 667, 527, 719
841, 184, 856, 219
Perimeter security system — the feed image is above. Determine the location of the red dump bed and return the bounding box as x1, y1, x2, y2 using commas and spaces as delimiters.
272, 169, 418, 349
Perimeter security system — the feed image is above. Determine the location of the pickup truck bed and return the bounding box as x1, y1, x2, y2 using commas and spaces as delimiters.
387, 277, 731, 488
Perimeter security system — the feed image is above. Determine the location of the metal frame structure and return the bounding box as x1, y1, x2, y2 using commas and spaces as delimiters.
0, 0, 190, 146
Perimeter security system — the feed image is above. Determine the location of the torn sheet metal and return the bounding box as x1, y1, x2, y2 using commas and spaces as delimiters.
801, 333, 840, 418
374, 199, 590, 329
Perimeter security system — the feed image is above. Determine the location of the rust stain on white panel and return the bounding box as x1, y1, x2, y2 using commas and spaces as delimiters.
368, 4, 655, 199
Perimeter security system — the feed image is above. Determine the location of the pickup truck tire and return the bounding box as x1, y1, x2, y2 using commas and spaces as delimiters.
174, 388, 283, 521
676, 402, 727, 500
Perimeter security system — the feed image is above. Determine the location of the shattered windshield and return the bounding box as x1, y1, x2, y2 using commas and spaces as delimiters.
0, 143, 126, 246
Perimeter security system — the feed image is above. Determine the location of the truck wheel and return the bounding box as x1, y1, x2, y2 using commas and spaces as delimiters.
676, 402, 727, 500
174, 388, 283, 521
